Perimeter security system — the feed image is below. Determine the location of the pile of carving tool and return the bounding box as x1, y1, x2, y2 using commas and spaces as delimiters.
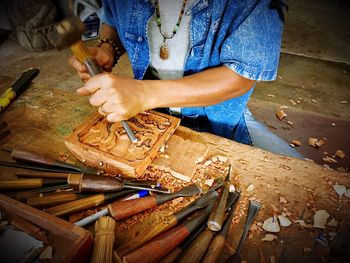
0, 149, 262, 263
0, 148, 170, 220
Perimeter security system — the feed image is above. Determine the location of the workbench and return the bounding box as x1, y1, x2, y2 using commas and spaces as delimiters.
0, 67, 349, 262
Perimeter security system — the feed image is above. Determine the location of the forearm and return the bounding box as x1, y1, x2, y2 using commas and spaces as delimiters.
142, 66, 256, 109
99, 24, 126, 56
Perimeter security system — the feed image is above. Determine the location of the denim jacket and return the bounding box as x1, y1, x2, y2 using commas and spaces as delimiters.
98, 0, 283, 139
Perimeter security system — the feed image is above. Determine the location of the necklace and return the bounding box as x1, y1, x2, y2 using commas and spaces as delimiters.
154, 0, 188, 60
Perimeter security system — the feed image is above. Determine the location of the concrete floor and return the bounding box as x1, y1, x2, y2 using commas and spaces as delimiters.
0, 0, 349, 171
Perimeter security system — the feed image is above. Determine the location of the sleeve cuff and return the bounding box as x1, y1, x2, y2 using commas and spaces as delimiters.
224, 61, 278, 81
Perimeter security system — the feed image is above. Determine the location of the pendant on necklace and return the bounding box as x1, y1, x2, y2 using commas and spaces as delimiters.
160, 42, 169, 60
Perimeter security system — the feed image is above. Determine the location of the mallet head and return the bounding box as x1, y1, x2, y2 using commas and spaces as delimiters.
48, 16, 86, 50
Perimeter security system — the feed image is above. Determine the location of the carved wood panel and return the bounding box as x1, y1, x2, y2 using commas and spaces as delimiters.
65, 111, 181, 178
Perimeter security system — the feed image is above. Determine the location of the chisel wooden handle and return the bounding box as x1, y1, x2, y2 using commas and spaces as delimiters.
123, 224, 190, 263
159, 247, 182, 263
0, 178, 65, 190
178, 228, 215, 263
108, 196, 157, 220
117, 215, 178, 256
11, 148, 78, 171
27, 192, 85, 208
207, 182, 230, 231
202, 234, 226, 263
16, 171, 70, 179
44, 190, 133, 217
68, 173, 124, 192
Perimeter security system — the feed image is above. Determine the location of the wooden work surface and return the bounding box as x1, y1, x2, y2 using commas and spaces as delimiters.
0, 82, 350, 262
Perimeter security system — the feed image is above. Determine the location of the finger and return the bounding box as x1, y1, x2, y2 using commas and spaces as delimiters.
69, 56, 87, 73
76, 86, 91, 96
78, 72, 91, 82
80, 74, 105, 95
106, 112, 123, 123
89, 89, 108, 106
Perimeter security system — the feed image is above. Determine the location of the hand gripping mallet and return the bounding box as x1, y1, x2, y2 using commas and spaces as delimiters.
48, 16, 137, 143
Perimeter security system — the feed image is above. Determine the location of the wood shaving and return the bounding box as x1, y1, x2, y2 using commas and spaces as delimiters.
261, 234, 277, 242
289, 99, 297, 105
333, 184, 347, 197
205, 179, 214, 187
340, 100, 348, 104
335, 150, 345, 159
345, 189, 350, 199
247, 184, 255, 192
291, 140, 302, 146
280, 105, 289, 110
217, 156, 228, 163
308, 138, 318, 147
294, 220, 307, 228
313, 210, 329, 229
267, 94, 275, 98
276, 110, 287, 121
262, 216, 280, 233
279, 196, 287, 204
271, 204, 279, 213
323, 156, 338, 164
327, 218, 338, 227
311, 99, 318, 104
278, 215, 292, 227
286, 121, 293, 126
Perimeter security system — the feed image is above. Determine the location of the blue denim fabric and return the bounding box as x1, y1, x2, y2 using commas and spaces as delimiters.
97, 0, 299, 157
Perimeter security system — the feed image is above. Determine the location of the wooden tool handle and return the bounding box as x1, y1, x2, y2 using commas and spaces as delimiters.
11, 148, 77, 171
0, 178, 65, 190
16, 171, 70, 179
117, 215, 178, 256
27, 192, 83, 208
44, 191, 130, 217
178, 228, 215, 263
123, 224, 190, 263
207, 183, 230, 231
108, 196, 157, 220
202, 234, 226, 263
68, 174, 124, 192
159, 247, 182, 263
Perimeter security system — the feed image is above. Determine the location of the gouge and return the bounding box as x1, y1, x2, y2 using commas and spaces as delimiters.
117, 189, 218, 256
225, 200, 261, 263
16, 171, 70, 179
108, 183, 201, 220
202, 191, 241, 263
68, 173, 170, 194
0, 68, 39, 112
159, 191, 240, 263
123, 201, 216, 263
207, 164, 231, 231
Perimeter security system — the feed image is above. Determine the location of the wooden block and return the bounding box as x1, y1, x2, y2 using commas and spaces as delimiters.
151, 134, 209, 182
0, 194, 92, 263
65, 111, 180, 178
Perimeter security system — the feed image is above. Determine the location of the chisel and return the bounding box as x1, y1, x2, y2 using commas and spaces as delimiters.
202, 191, 241, 263
108, 183, 202, 220
117, 188, 218, 256
68, 173, 170, 194
0, 178, 66, 191
44, 190, 135, 217
225, 200, 261, 263
0, 68, 39, 112
123, 201, 216, 263
178, 191, 240, 263
207, 164, 231, 231
26, 191, 88, 208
